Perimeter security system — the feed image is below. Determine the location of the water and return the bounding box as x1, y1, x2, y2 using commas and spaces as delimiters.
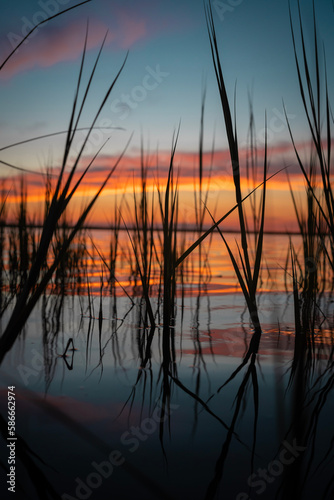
79, 230, 306, 294
0, 232, 333, 499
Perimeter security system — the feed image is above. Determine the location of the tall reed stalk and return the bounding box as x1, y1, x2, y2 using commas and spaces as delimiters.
157, 129, 180, 367
194, 89, 216, 288
132, 141, 156, 312
205, 0, 268, 339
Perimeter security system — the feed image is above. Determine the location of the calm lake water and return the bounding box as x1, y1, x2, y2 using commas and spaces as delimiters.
83, 230, 307, 295
0, 231, 333, 499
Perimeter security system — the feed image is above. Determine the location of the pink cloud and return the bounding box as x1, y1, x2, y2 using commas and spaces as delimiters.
0, 19, 112, 79
114, 10, 147, 49
80, 141, 302, 181
0, 8, 149, 80
2, 140, 308, 194
0, 2, 187, 80
102, 2, 191, 46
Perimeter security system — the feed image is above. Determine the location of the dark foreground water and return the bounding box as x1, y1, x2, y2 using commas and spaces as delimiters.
1, 290, 334, 500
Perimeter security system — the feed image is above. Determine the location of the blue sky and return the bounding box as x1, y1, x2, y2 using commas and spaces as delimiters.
0, 0, 333, 181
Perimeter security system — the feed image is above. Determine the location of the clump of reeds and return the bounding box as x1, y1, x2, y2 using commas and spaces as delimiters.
193, 88, 216, 290
0, 21, 129, 362
285, 0, 333, 337
287, 0, 333, 273
205, 0, 268, 341
50, 215, 88, 295
155, 128, 181, 368
2, 178, 38, 300
16, 178, 29, 288
0, 182, 8, 316
128, 140, 157, 326
108, 193, 123, 293
287, 167, 324, 334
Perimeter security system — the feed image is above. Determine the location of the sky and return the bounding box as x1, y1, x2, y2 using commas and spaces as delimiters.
0, 0, 333, 231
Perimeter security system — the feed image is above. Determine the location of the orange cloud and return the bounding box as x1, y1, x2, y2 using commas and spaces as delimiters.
1, 145, 302, 193
1, 140, 313, 232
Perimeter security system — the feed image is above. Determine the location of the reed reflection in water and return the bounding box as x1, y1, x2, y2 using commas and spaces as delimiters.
0, 272, 333, 499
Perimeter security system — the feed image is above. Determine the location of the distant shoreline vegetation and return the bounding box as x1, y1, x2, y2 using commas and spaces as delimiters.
0, 223, 305, 236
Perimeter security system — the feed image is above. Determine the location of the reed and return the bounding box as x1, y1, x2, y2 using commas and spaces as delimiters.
205, 0, 268, 338
163, 3, 280, 321
108, 194, 122, 291
0, 24, 129, 362
284, 0, 334, 348
130, 140, 156, 322
193, 89, 216, 289
0, 183, 8, 317
288, 170, 323, 333
156, 128, 180, 366
287, 0, 334, 270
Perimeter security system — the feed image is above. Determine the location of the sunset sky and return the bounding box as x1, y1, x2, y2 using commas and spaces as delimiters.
0, 0, 333, 231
